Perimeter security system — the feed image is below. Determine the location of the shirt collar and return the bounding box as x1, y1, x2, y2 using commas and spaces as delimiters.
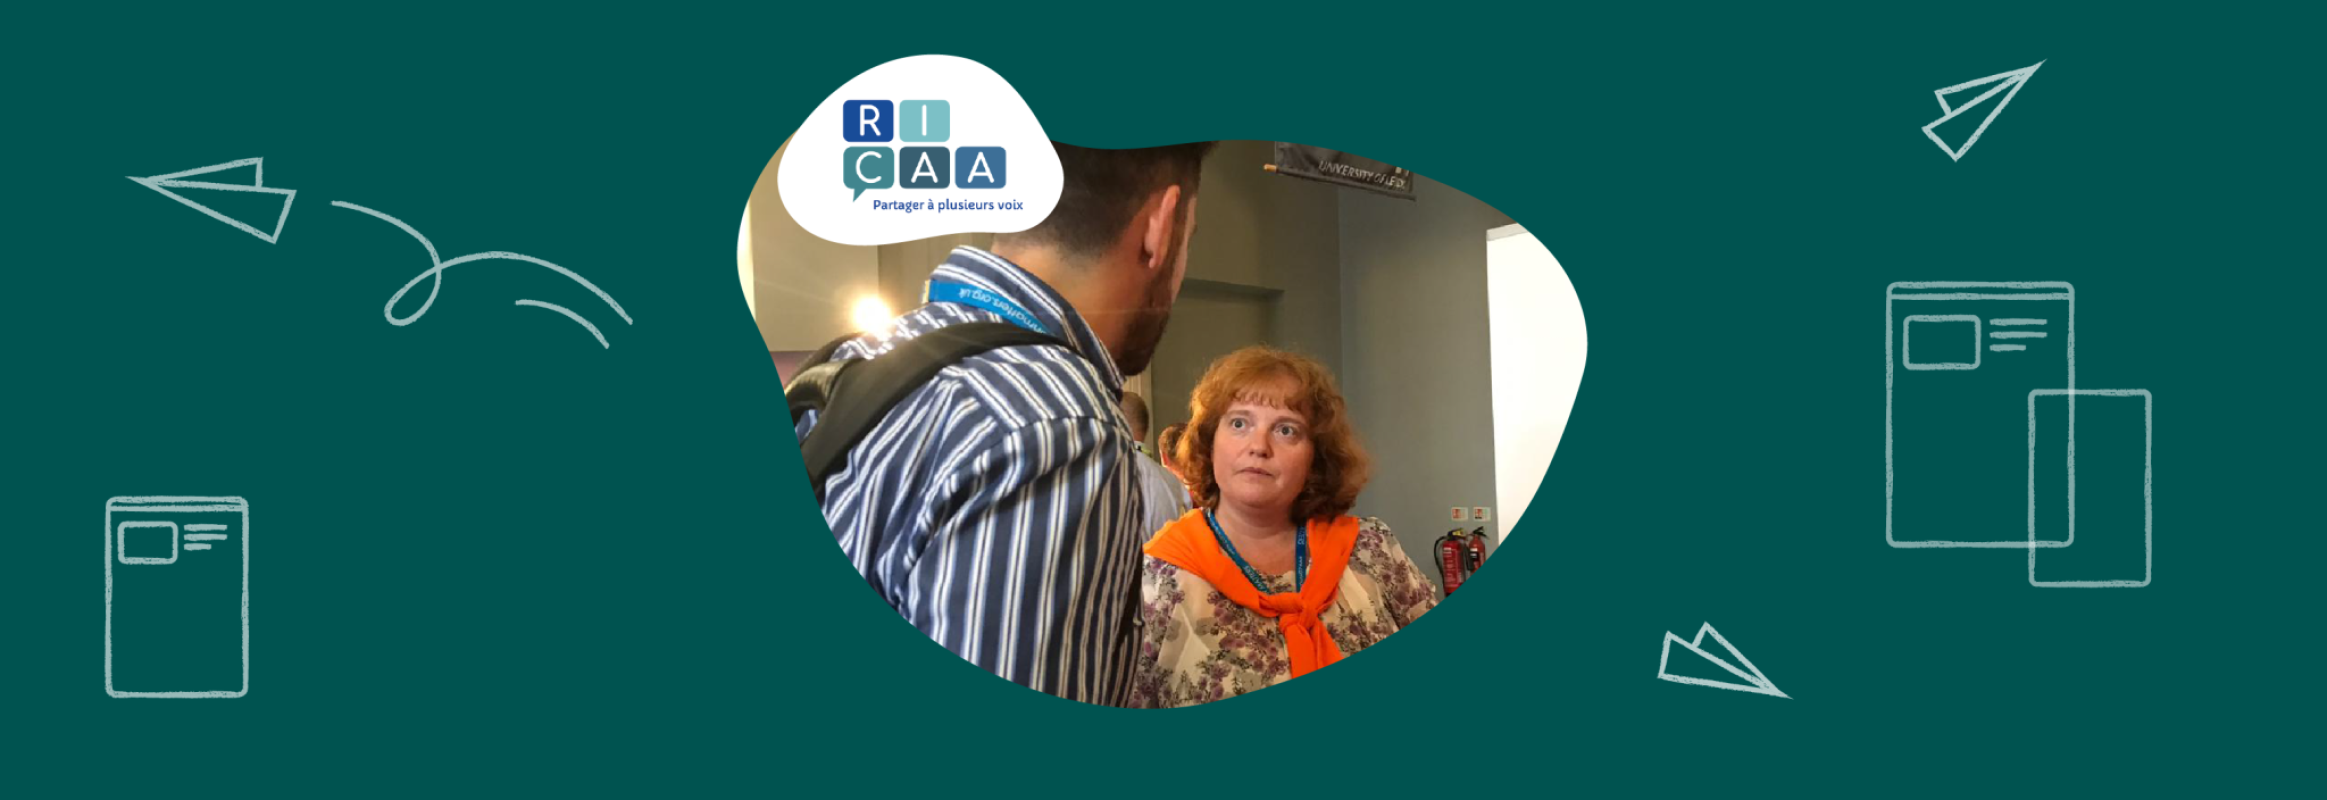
927, 246, 1124, 395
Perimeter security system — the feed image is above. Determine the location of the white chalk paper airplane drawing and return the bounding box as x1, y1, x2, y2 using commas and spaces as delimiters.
1922, 61, 2045, 161
128, 158, 297, 243
1657, 622, 1789, 698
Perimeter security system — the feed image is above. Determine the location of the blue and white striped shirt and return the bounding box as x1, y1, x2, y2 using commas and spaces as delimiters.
797, 246, 1145, 706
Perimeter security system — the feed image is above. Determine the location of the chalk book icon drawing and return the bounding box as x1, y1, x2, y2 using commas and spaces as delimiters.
1886, 282, 2152, 587
105, 497, 248, 698
128, 158, 297, 243
1923, 61, 2043, 161
1656, 623, 1787, 699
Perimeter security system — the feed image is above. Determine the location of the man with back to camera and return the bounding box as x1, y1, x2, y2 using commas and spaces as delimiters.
796, 142, 1216, 706
1120, 390, 1193, 539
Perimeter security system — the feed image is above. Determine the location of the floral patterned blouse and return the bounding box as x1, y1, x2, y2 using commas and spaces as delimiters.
1129, 516, 1439, 708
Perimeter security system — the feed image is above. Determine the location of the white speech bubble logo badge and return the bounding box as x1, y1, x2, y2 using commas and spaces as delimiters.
776, 55, 1061, 247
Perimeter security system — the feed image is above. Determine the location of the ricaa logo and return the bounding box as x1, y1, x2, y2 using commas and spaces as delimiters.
774, 55, 1061, 247
840, 99, 1008, 198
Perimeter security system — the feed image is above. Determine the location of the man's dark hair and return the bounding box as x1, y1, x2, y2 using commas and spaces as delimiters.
1118, 390, 1152, 441
1000, 142, 1218, 258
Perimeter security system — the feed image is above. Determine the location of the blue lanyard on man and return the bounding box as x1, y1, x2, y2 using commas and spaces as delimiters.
927, 281, 1049, 335
1203, 509, 1309, 592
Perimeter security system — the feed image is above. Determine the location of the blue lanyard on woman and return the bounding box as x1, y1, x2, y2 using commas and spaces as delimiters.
926, 281, 1049, 335
1203, 509, 1308, 592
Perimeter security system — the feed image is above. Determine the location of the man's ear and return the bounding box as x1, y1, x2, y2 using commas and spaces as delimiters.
1140, 185, 1184, 272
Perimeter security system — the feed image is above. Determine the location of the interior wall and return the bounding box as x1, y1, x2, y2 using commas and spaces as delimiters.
737, 204, 755, 319
1149, 281, 1277, 451
1145, 140, 1344, 438
746, 140, 881, 352
1339, 174, 1514, 575
1486, 226, 1586, 544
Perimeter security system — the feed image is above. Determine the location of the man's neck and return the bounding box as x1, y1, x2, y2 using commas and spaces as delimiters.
993, 243, 1129, 365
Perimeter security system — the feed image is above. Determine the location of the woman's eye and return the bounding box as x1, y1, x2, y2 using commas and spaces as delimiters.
1227, 418, 1248, 430
1276, 425, 1299, 438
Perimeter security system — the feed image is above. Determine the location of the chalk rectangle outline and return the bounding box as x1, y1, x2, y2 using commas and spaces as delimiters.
105, 496, 249, 698
2027, 390, 2152, 588
1903, 314, 1982, 371
116, 521, 179, 565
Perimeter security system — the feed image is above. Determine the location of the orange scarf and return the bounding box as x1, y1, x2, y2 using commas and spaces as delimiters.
1145, 511, 1361, 678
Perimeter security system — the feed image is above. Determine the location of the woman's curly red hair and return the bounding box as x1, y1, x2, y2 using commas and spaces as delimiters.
1174, 346, 1371, 523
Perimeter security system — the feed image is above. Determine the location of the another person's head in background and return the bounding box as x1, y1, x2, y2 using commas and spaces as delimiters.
991, 142, 1218, 377
1119, 390, 1153, 446
1181, 347, 1371, 527
1156, 422, 1188, 481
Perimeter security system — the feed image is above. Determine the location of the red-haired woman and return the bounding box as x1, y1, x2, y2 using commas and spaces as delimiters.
1130, 346, 1439, 708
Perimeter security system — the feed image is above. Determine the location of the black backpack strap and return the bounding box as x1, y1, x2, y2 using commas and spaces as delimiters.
785, 330, 871, 431
787, 322, 1066, 502
799, 331, 858, 373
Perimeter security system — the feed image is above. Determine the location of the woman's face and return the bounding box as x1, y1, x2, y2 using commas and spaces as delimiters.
1211, 391, 1314, 518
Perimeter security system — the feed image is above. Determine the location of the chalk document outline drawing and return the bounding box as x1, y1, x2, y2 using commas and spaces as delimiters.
1656, 623, 1789, 699
330, 201, 634, 348
1922, 61, 2044, 161
1886, 282, 2075, 548
104, 496, 249, 699
128, 158, 298, 243
2027, 389, 2153, 588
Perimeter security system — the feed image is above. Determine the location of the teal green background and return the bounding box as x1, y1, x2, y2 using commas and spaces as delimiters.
6, 4, 2321, 795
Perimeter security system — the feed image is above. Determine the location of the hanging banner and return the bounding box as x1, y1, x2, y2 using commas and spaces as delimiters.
1268, 143, 1416, 199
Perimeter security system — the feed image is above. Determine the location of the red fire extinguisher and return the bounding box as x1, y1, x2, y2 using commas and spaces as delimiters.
1436, 528, 1471, 595
1466, 526, 1491, 577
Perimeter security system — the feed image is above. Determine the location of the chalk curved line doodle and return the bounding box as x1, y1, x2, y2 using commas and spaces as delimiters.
329, 200, 633, 347
513, 300, 609, 349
